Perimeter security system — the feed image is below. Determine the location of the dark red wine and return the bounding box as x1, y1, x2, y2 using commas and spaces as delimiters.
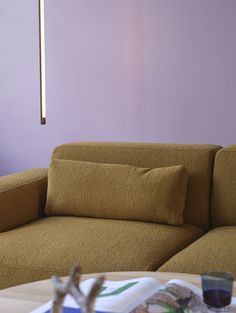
203, 289, 231, 308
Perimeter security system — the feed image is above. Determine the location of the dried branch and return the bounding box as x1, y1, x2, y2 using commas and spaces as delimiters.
51, 265, 105, 313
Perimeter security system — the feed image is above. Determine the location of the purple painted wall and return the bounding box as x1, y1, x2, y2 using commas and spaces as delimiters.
1, 0, 236, 175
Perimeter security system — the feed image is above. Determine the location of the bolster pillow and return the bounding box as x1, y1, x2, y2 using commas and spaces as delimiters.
45, 159, 188, 225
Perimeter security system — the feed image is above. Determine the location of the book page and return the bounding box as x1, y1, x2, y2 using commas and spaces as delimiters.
30, 277, 160, 313
79, 277, 160, 312
130, 279, 208, 313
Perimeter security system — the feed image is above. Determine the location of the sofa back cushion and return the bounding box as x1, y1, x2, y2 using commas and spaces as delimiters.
211, 145, 236, 227
50, 142, 221, 230
45, 159, 188, 225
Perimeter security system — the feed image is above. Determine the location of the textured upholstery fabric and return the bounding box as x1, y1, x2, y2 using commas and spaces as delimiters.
0, 169, 48, 232
51, 142, 221, 230
158, 226, 236, 277
46, 159, 188, 225
211, 145, 236, 227
0, 216, 204, 289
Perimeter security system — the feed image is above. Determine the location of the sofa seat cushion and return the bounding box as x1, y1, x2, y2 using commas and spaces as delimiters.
158, 226, 236, 277
0, 216, 203, 289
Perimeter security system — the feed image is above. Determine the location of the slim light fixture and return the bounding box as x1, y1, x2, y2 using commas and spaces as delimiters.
39, 0, 46, 124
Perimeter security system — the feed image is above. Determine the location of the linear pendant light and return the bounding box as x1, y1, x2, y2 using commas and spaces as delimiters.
39, 0, 46, 124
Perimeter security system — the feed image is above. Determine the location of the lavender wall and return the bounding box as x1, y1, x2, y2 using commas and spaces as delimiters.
1, 0, 236, 175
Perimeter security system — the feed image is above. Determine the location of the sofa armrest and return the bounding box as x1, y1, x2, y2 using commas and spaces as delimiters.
0, 168, 48, 232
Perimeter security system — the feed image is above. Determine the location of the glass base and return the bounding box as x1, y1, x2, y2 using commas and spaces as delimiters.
207, 305, 229, 312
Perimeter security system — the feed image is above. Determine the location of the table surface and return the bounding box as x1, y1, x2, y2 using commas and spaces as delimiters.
0, 271, 236, 312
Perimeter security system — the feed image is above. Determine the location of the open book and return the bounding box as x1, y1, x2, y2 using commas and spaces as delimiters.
30, 277, 236, 313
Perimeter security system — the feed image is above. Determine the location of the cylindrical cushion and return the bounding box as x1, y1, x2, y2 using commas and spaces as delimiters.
211, 145, 236, 227
46, 159, 188, 226
51, 142, 221, 230
0, 168, 48, 232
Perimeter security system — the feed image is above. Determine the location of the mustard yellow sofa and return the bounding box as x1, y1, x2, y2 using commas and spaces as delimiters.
0, 142, 235, 289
